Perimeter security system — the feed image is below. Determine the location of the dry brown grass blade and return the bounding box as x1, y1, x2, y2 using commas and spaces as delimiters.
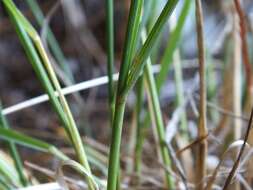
195, 0, 208, 189
233, 1, 253, 187
176, 133, 209, 157
222, 107, 253, 189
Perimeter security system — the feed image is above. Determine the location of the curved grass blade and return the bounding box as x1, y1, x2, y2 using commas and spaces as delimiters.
0, 127, 68, 161
0, 128, 106, 188
0, 103, 28, 186
58, 160, 106, 189
2, 0, 70, 134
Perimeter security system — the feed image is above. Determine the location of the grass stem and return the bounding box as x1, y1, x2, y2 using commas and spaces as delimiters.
195, 0, 208, 189
142, 30, 174, 188
107, 1, 178, 189
107, 1, 144, 189
106, 0, 115, 124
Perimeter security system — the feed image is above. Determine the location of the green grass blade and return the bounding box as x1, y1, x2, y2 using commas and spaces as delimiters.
0, 127, 68, 161
0, 128, 106, 186
156, 0, 192, 92
173, 50, 189, 138
116, 0, 144, 95
133, 0, 190, 173
106, 0, 115, 124
169, 9, 189, 138
134, 76, 145, 175
108, 1, 178, 189
0, 104, 28, 186
142, 30, 174, 188
125, 0, 179, 94
0, 174, 13, 190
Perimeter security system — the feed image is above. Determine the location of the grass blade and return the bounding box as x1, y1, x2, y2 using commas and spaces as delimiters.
0, 128, 105, 187
0, 127, 68, 161
117, 0, 144, 95
125, 0, 179, 93
156, 0, 192, 92
142, 30, 174, 188
3, 0, 69, 133
134, 76, 145, 175
59, 160, 105, 189
0, 103, 28, 187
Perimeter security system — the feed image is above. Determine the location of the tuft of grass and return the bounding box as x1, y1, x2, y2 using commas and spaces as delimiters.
3, 1, 96, 189
3, 1, 251, 189
107, 0, 178, 189
107, 1, 144, 189
0, 127, 105, 188
133, 0, 191, 177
